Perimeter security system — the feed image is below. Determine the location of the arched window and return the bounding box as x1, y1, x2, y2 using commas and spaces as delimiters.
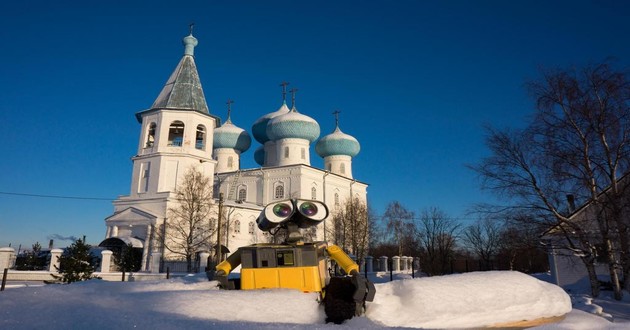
334, 193, 340, 208
168, 121, 185, 146
275, 184, 284, 199
238, 187, 247, 202
301, 148, 306, 159
195, 125, 206, 150
234, 220, 241, 234
228, 156, 234, 168
146, 123, 156, 147
311, 187, 317, 200
327, 164, 332, 171
284, 147, 289, 158
340, 163, 346, 174
248, 221, 255, 234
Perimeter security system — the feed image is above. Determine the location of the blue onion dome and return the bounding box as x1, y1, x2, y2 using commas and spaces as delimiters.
213, 117, 252, 152
266, 107, 320, 142
252, 102, 290, 144
316, 126, 360, 157
254, 145, 265, 166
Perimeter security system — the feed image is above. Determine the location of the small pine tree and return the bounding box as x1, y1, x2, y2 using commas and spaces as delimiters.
113, 243, 142, 273
54, 238, 99, 283
15, 242, 46, 270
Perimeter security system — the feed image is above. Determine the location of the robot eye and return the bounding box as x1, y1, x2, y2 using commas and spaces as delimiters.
257, 200, 295, 231
295, 200, 328, 221
273, 203, 293, 218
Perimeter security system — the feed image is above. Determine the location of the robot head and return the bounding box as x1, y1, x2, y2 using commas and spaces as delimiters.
257, 199, 329, 232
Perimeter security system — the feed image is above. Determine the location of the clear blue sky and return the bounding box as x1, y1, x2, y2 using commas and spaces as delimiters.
1, 1, 629, 249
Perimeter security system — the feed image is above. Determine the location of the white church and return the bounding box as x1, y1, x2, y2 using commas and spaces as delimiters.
100, 31, 367, 273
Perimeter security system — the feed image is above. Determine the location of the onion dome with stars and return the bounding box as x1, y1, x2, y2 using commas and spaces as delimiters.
316, 111, 360, 158
213, 100, 251, 152
266, 88, 320, 142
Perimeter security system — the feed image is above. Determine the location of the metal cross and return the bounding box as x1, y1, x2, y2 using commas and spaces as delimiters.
189, 23, 195, 35
279, 81, 289, 102
332, 110, 341, 127
226, 99, 234, 120
289, 88, 298, 109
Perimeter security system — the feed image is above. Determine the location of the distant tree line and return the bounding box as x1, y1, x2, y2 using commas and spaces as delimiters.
366, 202, 548, 277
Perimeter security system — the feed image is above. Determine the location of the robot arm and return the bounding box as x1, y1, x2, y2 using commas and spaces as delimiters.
214, 251, 242, 289
326, 244, 376, 307
326, 244, 359, 275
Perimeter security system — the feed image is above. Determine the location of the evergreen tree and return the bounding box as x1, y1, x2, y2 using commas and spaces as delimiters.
15, 242, 46, 270
54, 238, 99, 283
113, 243, 142, 273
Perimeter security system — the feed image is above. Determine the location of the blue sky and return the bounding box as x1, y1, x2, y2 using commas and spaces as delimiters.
1, 1, 629, 249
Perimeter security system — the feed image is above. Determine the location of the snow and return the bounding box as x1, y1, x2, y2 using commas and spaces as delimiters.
0, 271, 628, 329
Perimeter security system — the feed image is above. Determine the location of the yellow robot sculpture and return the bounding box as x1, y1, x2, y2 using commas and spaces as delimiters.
214, 199, 376, 323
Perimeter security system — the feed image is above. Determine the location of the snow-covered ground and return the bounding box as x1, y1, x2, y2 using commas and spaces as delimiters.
1, 271, 628, 329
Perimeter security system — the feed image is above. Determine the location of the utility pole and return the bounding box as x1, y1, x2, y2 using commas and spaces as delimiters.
216, 192, 224, 264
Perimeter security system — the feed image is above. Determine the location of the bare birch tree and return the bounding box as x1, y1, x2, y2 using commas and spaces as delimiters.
158, 167, 216, 272
416, 207, 460, 276
329, 197, 372, 262
472, 61, 630, 299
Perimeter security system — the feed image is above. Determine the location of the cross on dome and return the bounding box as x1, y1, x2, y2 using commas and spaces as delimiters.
289, 88, 298, 111
226, 99, 234, 123
279, 81, 289, 103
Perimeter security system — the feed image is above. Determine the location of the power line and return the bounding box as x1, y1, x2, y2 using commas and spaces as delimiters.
0, 191, 113, 201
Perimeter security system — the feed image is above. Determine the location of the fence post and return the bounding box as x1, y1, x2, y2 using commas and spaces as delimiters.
100, 250, 113, 273
392, 256, 400, 272
379, 256, 388, 272
1, 268, 8, 291
49, 249, 63, 273
389, 259, 393, 281
0, 248, 15, 271
411, 258, 415, 278
166, 266, 170, 279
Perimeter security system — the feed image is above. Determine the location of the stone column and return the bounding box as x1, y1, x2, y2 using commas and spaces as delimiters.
365, 256, 373, 272
0, 247, 15, 270
379, 256, 388, 272
49, 249, 63, 272
105, 226, 112, 238
100, 250, 113, 273
111, 225, 119, 237
400, 256, 407, 271
141, 225, 153, 271
199, 252, 210, 273
149, 252, 161, 273
392, 256, 400, 272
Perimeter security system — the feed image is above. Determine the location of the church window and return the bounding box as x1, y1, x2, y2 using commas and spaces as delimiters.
301, 148, 305, 159
311, 187, 317, 200
139, 162, 150, 193
334, 193, 340, 208
146, 123, 156, 147
340, 163, 346, 174
228, 156, 234, 168
275, 184, 284, 199
284, 147, 289, 158
195, 125, 206, 150
234, 220, 241, 234
238, 187, 247, 202
168, 121, 185, 147
327, 164, 331, 171
248, 221, 255, 234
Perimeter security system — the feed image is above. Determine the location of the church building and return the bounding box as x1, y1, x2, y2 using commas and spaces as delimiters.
101, 31, 367, 273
